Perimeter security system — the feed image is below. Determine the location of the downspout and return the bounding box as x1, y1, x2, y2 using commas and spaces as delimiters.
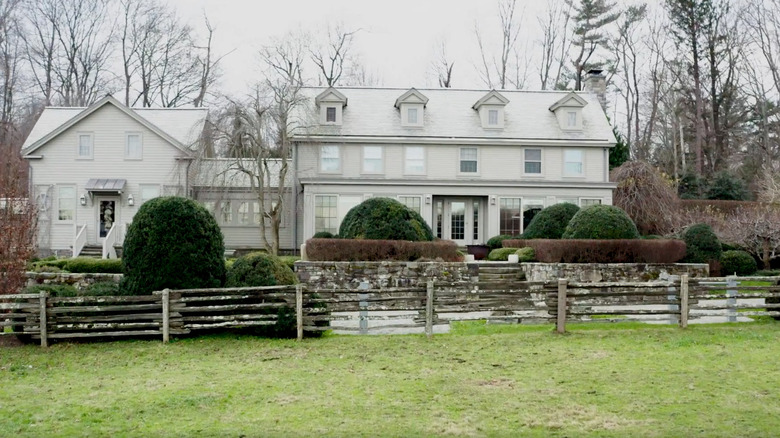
292, 140, 299, 254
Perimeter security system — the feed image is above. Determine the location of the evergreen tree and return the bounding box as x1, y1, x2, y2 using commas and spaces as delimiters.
566, 0, 621, 90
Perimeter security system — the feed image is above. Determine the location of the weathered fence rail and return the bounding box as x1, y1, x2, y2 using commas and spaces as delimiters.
3, 275, 780, 346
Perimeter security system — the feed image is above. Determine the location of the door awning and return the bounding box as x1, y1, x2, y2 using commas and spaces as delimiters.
85, 178, 126, 193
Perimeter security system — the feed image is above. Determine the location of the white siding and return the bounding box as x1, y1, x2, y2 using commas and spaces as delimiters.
29, 104, 189, 252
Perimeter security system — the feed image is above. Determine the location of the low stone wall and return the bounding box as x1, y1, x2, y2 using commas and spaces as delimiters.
25, 272, 122, 291
294, 261, 478, 290
520, 263, 709, 282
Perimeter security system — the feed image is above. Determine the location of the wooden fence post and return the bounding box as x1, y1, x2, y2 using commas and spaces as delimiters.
296, 284, 303, 341
556, 279, 567, 334
679, 274, 689, 329
425, 280, 434, 338
39, 291, 48, 348
162, 289, 170, 343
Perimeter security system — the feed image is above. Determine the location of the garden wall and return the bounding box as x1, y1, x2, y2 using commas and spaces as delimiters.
25, 272, 122, 291
520, 263, 709, 282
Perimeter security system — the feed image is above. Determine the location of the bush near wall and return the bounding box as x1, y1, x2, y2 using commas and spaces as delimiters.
720, 250, 758, 276
305, 238, 461, 262
502, 239, 687, 263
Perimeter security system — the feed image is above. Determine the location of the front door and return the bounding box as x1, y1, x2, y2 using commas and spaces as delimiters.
96, 197, 118, 241
436, 197, 483, 246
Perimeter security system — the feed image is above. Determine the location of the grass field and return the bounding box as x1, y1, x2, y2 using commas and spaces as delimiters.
2, 322, 780, 437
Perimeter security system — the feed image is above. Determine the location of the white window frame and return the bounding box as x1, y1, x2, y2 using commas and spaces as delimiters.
401, 103, 424, 127
326, 106, 337, 122
523, 148, 543, 176
125, 132, 142, 160
488, 109, 499, 126
404, 146, 425, 175
238, 201, 251, 225
77, 133, 93, 160
314, 194, 339, 235
57, 185, 76, 222
139, 184, 160, 205
362, 146, 384, 174
564, 149, 584, 176
580, 198, 602, 207
459, 147, 479, 174
397, 195, 422, 214
320, 145, 341, 173
407, 107, 418, 124
567, 111, 577, 127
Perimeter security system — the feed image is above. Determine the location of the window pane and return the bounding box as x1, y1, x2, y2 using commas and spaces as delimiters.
398, 196, 421, 214
460, 148, 477, 173
326, 107, 336, 122
78, 135, 92, 157
568, 111, 577, 126
564, 162, 583, 174
435, 200, 443, 238
450, 201, 465, 240
499, 198, 521, 236
238, 202, 250, 225
525, 149, 541, 161
525, 162, 542, 174
126, 134, 141, 158
315, 195, 338, 234
408, 108, 418, 124
363, 146, 383, 173
488, 109, 498, 125
58, 186, 75, 220
473, 200, 479, 240
461, 148, 477, 160
460, 161, 477, 173
564, 150, 583, 175
321, 146, 340, 172
581, 198, 602, 207
405, 147, 425, 173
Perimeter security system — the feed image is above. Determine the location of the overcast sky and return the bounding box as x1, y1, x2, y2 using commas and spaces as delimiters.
165, 0, 552, 94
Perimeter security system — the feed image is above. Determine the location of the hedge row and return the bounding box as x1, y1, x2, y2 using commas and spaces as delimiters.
502, 239, 687, 263
305, 238, 461, 262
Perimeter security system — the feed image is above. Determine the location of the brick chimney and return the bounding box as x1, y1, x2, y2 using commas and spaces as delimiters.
583, 69, 607, 111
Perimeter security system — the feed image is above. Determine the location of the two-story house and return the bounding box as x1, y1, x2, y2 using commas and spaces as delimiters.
291, 72, 617, 246
22, 96, 208, 257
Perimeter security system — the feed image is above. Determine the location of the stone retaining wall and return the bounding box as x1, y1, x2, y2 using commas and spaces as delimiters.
294, 261, 478, 290
25, 272, 123, 291
520, 263, 709, 282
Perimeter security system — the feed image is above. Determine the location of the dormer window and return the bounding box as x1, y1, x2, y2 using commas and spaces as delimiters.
473, 90, 509, 129
315, 87, 347, 126
395, 88, 429, 128
549, 92, 587, 131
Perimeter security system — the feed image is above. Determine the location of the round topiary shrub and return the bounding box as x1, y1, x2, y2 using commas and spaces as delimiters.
720, 250, 757, 276
225, 252, 297, 287
339, 197, 433, 241
486, 234, 515, 250
313, 231, 336, 239
682, 223, 722, 264
561, 205, 640, 239
121, 197, 226, 295
523, 203, 580, 239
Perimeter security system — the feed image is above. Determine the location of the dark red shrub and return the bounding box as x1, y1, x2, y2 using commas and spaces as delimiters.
305, 238, 462, 262
502, 239, 687, 263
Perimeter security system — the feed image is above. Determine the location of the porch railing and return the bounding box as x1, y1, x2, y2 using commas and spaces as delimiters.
102, 222, 118, 259
72, 224, 87, 258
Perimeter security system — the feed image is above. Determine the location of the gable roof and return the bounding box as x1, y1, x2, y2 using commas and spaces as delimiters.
394, 88, 429, 108
293, 87, 616, 145
314, 87, 348, 107
548, 92, 588, 112
22, 95, 208, 156
472, 90, 510, 110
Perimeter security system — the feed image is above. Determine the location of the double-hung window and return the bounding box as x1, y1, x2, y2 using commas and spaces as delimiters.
405, 146, 425, 174
362, 146, 383, 173
320, 146, 340, 172
125, 133, 142, 159
77, 134, 93, 159
58, 186, 76, 221
398, 196, 422, 214
488, 109, 499, 126
407, 108, 418, 124
499, 198, 521, 236
314, 195, 338, 234
326, 107, 337, 122
564, 149, 583, 176
524, 149, 542, 174
459, 147, 478, 173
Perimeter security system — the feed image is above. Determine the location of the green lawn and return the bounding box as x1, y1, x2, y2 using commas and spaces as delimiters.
2, 322, 780, 437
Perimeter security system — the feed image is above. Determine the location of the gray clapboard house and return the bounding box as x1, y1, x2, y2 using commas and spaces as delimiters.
291, 71, 617, 247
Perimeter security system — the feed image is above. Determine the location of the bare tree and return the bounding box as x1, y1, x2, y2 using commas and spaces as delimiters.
432, 40, 454, 88
611, 160, 678, 235
613, 4, 647, 149
721, 205, 780, 269
310, 23, 359, 87
475, 0, 524, 89
537, 0, 572, 90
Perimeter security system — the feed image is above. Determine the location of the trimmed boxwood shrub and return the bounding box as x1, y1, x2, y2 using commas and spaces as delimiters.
720, 250, 758, 276
487, 248, 518, 261
313, 231, 336, 239
62, 257, 123, 274
502, 239, 686, 263
682, 223, 722, 264
339, 197, 433, 241
516, 247, 535, 262
562, 205, 640, 240
306, 238, 461, 262
225, 252, 297, 287
522, 203, 580, 239
23, 284, 78, 297
121, 197, 226, 295
487, 234, 515, 250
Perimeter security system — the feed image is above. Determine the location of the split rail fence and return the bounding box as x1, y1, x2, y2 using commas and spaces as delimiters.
3, 275, 780, 347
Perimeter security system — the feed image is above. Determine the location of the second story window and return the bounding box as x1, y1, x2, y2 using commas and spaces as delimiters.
407, 108, 418, 124
126, 133, 142, 159
362, 146, 383, 173
567, 111, 577, 128
405, 146, 425, 174
326, 107, 337, 122
460, 147, 478, 173
564, 149, 583, 176
320, 146, 340, 172
524, 149, 542, 174
77, 133, 93, 159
